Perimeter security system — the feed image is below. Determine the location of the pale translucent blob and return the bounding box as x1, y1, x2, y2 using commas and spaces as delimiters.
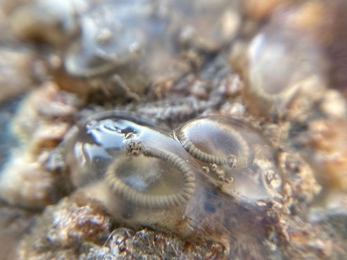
244, 24, 326, 117
66, 111, 196, 209
65, 112, 283, 258
65, 0, 170, 78
176, 116, 282, 202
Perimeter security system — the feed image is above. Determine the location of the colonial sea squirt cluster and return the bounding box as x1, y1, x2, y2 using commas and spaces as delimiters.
65, 111, 282, 257
0, 0, 347, 259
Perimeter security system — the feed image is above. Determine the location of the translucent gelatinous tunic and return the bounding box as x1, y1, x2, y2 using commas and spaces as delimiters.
65, 111, 283, 258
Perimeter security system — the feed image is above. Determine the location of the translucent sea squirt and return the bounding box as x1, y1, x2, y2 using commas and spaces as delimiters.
65, 111, 283, 258
243, 24, 326, 118
176, 116, 282, 202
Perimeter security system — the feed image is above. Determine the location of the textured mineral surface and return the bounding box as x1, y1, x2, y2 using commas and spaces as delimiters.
0, 0, 347, 259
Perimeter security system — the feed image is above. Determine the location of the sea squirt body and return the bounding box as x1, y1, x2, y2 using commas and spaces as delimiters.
66, 111, 283, 258
176, 116, 282, 202
66, 111, 200, 231
243, 23, 326, 119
